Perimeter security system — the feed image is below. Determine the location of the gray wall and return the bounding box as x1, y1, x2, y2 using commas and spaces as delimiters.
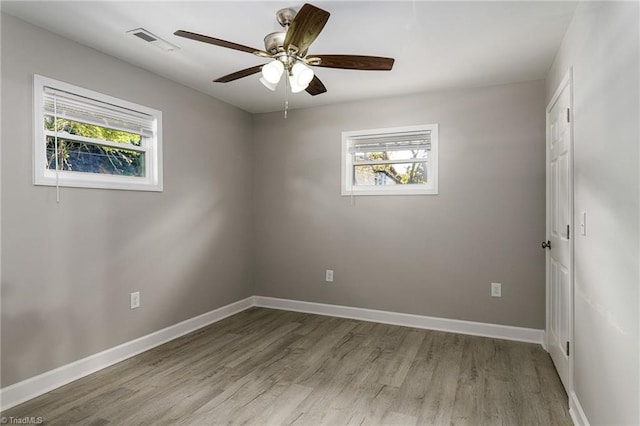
252, 80, 546, 329
546, 2, 640, 425
1, 14, 254, 387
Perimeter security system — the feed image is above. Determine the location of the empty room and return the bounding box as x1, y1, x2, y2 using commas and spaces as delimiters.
1, 1, 638, 425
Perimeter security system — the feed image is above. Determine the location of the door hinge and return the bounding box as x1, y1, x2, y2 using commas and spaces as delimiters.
566, 341, 570, 356
566, 108, 571, 123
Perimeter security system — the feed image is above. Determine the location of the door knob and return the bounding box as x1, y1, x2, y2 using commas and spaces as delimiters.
541, 240, 551, 249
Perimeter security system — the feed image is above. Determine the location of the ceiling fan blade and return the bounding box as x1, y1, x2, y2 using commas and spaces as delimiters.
307, 55, 395, 71
175, 30, 270, 57
214, 65, 264, 83
305, 75, 327, 96
283, 4, 330, 55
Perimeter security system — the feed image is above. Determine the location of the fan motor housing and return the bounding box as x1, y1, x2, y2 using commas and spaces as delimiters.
263, 32, 286, 55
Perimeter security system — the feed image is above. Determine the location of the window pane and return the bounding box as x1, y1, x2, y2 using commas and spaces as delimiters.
354, 162, 427, 186
353, 149, 427, 163
44, 116, 142, 146
46, 137, 145, 177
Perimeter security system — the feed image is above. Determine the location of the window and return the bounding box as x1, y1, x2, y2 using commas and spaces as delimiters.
341, 124, 438, 196
34, 75, 163, 191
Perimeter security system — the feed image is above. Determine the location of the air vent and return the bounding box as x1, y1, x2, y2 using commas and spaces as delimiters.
126, 28, 179, 52
133, 31, 156, 42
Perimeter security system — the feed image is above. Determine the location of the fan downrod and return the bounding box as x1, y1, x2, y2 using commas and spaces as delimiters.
263, 8, 298, 54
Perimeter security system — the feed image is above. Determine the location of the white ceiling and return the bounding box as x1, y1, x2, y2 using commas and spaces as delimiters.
2, 1, 577, 114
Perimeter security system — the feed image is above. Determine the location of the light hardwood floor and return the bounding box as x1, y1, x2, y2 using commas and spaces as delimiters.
3, 308, 572, 425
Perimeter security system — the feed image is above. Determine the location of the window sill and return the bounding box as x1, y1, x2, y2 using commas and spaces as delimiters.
35, 171, 163, 192
341, 186, 438, 196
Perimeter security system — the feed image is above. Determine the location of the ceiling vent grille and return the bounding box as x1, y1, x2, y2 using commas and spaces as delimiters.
127, 28, 179, 52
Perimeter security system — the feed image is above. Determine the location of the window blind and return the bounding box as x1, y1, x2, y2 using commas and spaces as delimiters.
348, 130, 431, 153
43, 87, 154, 137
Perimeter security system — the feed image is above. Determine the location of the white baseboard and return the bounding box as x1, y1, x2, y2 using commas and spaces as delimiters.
253, 296, 545, 345
0, 297, 254, 411
569, 391, 590, 426
1, 295, 545, 411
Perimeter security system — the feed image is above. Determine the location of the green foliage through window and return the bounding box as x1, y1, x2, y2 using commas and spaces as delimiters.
45, 117, 144, 177
353, 150, 427, 186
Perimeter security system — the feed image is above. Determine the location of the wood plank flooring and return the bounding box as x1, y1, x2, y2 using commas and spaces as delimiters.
2, 308, 572, 425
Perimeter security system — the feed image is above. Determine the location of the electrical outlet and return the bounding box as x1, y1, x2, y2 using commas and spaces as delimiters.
491, 283, 502, 298
325, 269, 334, 282
130, 291, 140, 309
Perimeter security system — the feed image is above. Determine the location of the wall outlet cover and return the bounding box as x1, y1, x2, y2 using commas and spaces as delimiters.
491, 283, 502, 298
130, 292, 141, 309
325, 270, 334, 282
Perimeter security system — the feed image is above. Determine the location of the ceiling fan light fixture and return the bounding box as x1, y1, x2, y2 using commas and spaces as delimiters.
259, 77, 279, 91
291, 62, 314, 87
175, 2, 394, 102
261, 60, 284, 84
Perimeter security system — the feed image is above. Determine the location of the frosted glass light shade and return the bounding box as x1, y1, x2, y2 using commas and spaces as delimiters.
261, 60, 284, 84
291, 62, 314, 87
288, 75, 306, 93
260, 77, 278, 91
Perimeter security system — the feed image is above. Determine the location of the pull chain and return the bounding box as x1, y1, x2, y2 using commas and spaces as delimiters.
284, 72, 289, 119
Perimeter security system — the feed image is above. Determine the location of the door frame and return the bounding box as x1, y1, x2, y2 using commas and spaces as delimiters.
545, 67, 574, 395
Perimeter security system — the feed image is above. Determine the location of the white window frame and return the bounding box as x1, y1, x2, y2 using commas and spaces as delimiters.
33, 75, 163, 192
341, 124, 439, 196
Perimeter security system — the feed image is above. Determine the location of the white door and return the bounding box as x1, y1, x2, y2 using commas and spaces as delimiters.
545, 71, 573, 393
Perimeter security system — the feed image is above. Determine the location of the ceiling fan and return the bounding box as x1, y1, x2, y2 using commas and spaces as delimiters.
174, 3, 395, 96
